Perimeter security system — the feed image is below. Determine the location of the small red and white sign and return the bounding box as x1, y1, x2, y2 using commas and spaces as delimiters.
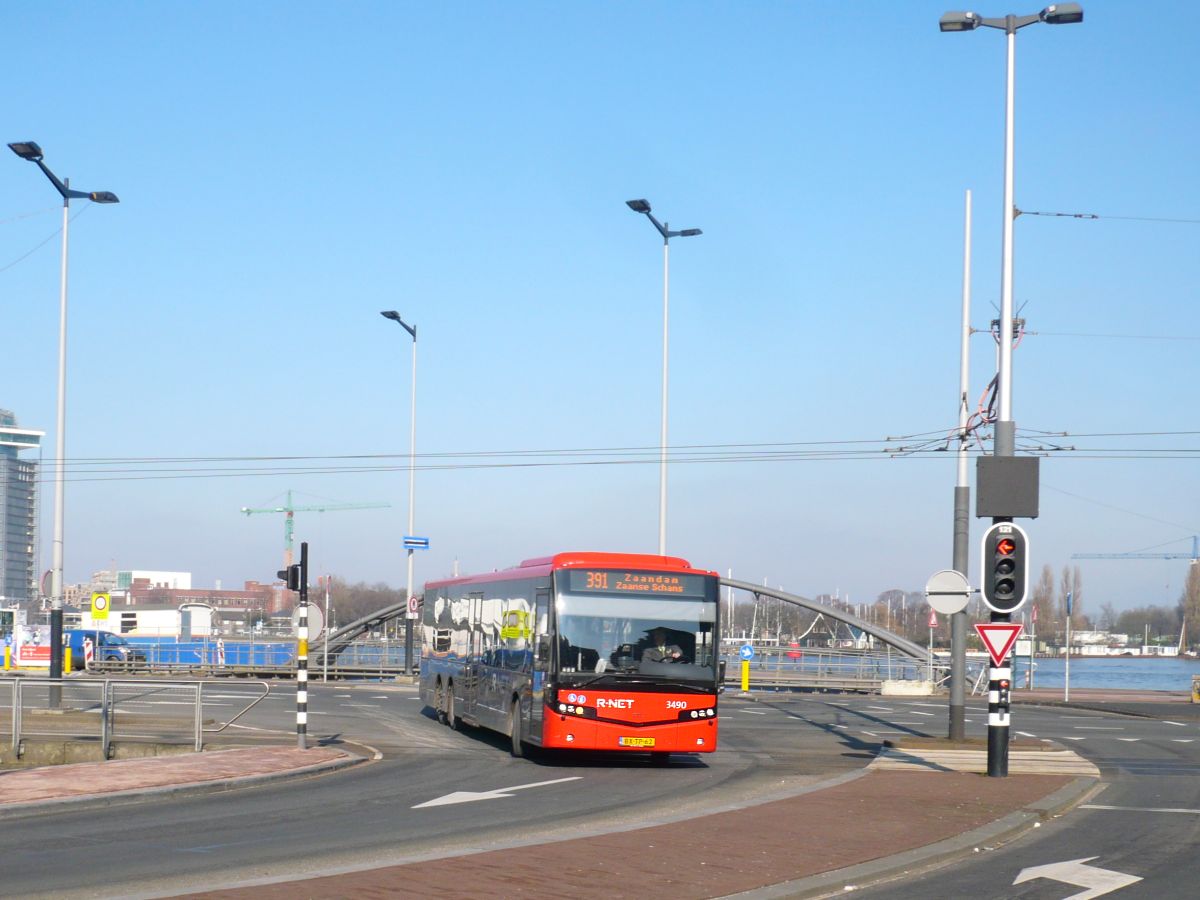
974, 622, 1023, 667
83, 637, 94, 668
928, 610, 939, 628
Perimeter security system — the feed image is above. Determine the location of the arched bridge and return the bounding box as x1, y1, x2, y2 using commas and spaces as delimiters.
315, 601, 410, 659
315, 580, 925, 663
720, 578, 927, 660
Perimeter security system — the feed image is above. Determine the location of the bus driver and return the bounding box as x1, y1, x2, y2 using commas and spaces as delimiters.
643, 629, 683, 663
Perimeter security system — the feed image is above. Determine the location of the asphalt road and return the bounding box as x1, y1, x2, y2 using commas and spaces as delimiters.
6, 684, 1199, 898
835, 701, 1200, 900
0, 683, 872, 898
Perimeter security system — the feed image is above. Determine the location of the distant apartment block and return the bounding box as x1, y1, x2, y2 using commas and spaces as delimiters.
0, 410, 43, 605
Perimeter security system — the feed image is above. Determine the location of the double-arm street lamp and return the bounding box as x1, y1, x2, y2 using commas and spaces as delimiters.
626, 199, 701, 556
8, 141, 118, 684
939, 4, 1082, 457
940, 2, 1082, 777
381, 310, 418, 674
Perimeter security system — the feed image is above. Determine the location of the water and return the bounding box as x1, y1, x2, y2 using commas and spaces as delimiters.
1011, 655, 1200, 692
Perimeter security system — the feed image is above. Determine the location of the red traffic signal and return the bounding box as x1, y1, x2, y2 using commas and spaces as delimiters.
981, 523, 1029, 613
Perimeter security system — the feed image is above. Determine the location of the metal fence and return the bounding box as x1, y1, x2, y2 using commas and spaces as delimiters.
720, 645, 973, 692
2, 677, 271, 759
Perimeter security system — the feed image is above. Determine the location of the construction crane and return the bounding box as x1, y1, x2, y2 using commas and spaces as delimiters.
1072, 536, 1200, 564
240, 489, 391, 572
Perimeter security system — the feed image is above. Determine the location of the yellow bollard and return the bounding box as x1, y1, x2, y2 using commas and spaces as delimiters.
741, 659, 750, 693
3, 645, 9, 670
64, 646, 72, 673
1192, 675, 1200, 704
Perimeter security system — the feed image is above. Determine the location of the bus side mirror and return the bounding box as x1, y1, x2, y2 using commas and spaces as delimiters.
537, 635, 551, 662
718, 660, 727, 683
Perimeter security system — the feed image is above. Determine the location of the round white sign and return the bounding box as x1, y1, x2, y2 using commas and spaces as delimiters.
924, 568, 971, 615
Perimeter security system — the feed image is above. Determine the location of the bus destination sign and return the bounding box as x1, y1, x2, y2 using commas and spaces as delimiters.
567, 569, 706, 597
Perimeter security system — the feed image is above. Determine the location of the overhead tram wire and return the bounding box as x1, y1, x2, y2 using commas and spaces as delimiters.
6, 429, 1200, 487
1018, 209, 1200, 225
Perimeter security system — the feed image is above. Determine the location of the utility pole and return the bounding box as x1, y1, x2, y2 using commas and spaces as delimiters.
950, 189, 972, 742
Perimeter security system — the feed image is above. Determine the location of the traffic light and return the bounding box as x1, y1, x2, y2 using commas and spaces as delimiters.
981, 522, 1029, 614
277, 564, 301, 591
997, 676, 1011, 707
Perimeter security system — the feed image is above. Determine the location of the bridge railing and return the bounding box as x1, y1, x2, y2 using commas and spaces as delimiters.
722, 645, 948, 692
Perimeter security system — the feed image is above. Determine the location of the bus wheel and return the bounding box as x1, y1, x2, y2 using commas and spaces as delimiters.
509, 700, 524, 758
650, 752, 671, 766
434, 680, 447, 724
445, 687, 458, 731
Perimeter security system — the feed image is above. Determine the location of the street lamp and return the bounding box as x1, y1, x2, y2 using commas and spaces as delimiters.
380, 310, 418, 675
8, 140, 118, 685
938, 4, 1082, 456
940, 2, 1082, 777
625, 198, 702, 556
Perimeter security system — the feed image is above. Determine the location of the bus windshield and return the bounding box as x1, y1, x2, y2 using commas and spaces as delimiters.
555, 589, 717, 683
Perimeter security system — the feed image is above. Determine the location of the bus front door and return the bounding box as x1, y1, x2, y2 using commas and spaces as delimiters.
529, 588, 550, 743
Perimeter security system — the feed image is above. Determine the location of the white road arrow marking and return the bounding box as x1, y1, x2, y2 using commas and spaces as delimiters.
1013, 856, 1141, 899
412, 776, 582, 809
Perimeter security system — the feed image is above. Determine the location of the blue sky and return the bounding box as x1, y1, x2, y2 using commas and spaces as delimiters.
3, 1, 1197, 614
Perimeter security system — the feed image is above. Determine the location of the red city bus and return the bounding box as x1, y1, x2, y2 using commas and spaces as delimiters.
420, 552, 721, 760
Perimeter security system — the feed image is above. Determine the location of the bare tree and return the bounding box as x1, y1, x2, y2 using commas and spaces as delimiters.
1030, 564, 1055, 639
1181, 563, 1200, 649
1059, 565, 1085, 629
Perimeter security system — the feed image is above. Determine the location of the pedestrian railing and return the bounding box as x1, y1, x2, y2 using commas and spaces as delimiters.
721, 645, 944, 692
3, 677, 271, 760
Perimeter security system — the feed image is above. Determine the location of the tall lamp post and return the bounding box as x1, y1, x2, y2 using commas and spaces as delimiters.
381, 310, 418, 675
8, 141, 118, 686
625, 199, 701, 556
940, 3, 1082, 775
938, 3, 1082, 458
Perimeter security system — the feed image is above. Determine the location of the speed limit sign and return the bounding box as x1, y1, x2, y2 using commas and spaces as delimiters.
91, 591, 110, 621
406, 595, 419, 619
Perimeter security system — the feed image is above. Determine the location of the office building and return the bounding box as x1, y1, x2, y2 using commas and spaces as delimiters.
0, 409, 43, 605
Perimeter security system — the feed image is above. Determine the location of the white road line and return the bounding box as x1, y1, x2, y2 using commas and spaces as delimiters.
1074, 726, 1123, 731
739, 710, 767, 715
1164, 721, 1189, 727
1083, 804, 1200, 815
372, 695, 390, 699
1116, 738, 1141, 742
1017, 731, 1037, 737
866, 706, 894, 712
906, 711, 935, 717
1172, 739, 1195, 743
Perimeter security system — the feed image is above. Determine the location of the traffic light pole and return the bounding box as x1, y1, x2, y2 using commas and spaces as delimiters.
982, 521, 1028, 776
297, 542, 309, 750
280, 547, 308, 750
987, 604, 1012, 777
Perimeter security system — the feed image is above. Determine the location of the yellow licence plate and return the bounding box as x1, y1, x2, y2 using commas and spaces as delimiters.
619, 736, 656, 748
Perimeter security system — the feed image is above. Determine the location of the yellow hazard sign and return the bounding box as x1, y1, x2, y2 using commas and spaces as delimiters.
91, 591, 111, 621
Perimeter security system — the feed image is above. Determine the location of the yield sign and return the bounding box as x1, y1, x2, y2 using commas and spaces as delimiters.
974, 622, 1023, 666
